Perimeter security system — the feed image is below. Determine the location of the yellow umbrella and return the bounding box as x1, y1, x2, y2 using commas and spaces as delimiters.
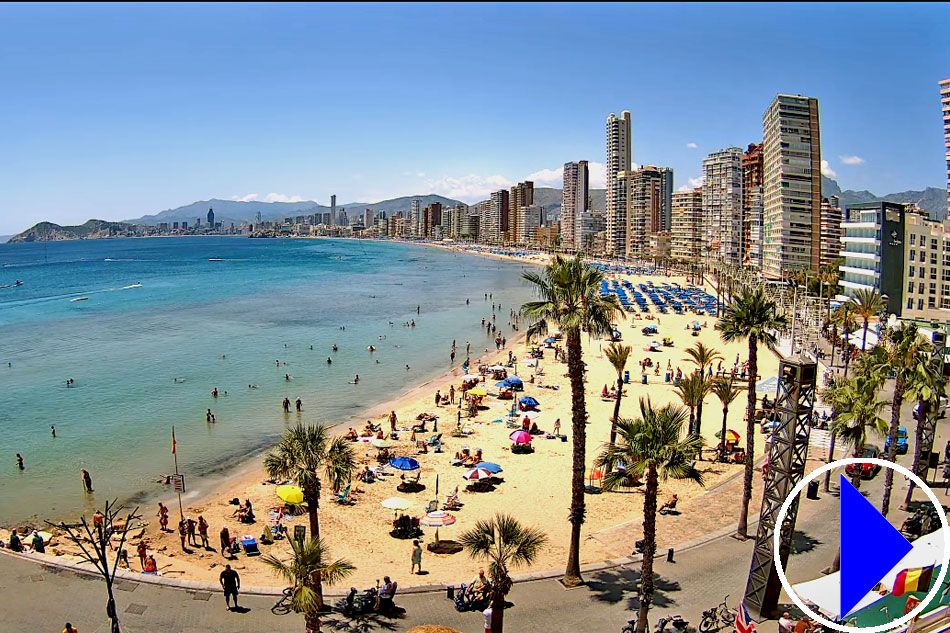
276, 485, 304, 505
468, 387, 487, 397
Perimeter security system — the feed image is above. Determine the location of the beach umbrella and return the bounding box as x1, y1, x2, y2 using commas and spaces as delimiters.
371, 438, 393, 449
475, 461, 503, 474
468, 387, 487, 397
518, 396, 539, 407
461, 374, 481, 380
509, 430, 532, 444
543, 337, 556, 344
489, 365, 506, 371
504, 376, 523, 386
519, 410, 541, 420
463, 467, 494, 481
381, 497, 412, 510
495, 381, 510, 388
389, 456, 420, 471
419, 510, 457, 543
715, 429, 741, 442
275, 485, 304, 505
588, 468, 604, 484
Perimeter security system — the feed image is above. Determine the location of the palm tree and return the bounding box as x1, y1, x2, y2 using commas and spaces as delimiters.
833, 303, 858, 376
264, 424, 356, 599
460, 514, 548, 633
674, 371, 709, 439
715, 288, 787, 538
595, 399, 704, 633
606, 342, 633, 446
850, 288, 888, 352
903, 354, 947, 509
711, 376, 743, 460
869, 324, 933, 515
827, 372, 889, 489
683, 342, 723, 434
521, 254, 622, 587
262, 537, 355, 633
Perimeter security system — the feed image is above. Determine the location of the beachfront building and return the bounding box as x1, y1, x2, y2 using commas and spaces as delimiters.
535, 223, 560, 248
606, 110, 632, 256
460, 207, 480, 241
509, 181, 534, 244
479, 195, 508, 244
837, 201, 907, 316
942, 78, 950, 212
820, 196, 842, 268
762, 94, 822, 279
671, 187, 704, 261
410, 199, 422, 238
516, 204, 542, 244
577, 211, 605, 253
423, 203, 442, 239
363, 209, 375, 233
625, 165, 665, 261
702, 148, 744, 266
561, 160, 589, 249
742, 143, 764, 268
902, 211, 950, 321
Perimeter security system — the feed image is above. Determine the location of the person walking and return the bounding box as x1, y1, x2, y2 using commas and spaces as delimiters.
220, 564, 241, 611
157, 502, 169, 532
411, 539, 423, 575
63, 623, 78, 633
198, 516, 210, 548
177, 520, 188, 550
220, 525, 231, 558
136, 541, 148, 569
80, 468, 93, 493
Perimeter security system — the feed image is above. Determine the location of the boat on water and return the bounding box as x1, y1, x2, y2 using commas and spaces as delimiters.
209, 258, 224, 261
122, 282, 142, 289
0, 280, 23, 289
70, 297, 88, 302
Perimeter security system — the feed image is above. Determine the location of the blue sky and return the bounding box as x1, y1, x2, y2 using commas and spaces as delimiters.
1, 2, 949, 234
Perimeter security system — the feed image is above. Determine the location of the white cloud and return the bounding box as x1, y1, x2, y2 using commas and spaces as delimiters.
230, 193, 308, 203
820, 160, 837, 178
839, 155, 865, 165
687, 176, 703, 189
422, 174, 513, 202
686, 142, 698, 149
677, 185, 691, 192
401, 171, 427, 178
232, 193, 260, 202
525, 162, 607, 189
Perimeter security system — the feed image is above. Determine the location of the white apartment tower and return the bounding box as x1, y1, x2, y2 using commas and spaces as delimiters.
702, 148, 745, 265
941, 78, 950, 212
561, 160, 589, 250
762, 94, 822, 278
671, 187, 704, 261
606, 111, 632, 256
410, 199, 422, 238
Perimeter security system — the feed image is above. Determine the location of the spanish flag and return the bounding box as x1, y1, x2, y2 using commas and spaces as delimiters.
893, 565, 934, 596
172, 427, 177, 455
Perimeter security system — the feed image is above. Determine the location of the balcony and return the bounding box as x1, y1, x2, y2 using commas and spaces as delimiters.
840, 236, 877, 244
841, 221, 878, 229
839, 250, 880, 261
840, 265, 878, 278
839, 279, 877, 292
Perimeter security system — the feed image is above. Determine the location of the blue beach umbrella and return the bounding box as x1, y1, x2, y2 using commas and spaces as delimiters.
495, 381, 509, 388
519, 396, 539, 407
475, 462, 503, 474
504, 376, 523, 386
389, 456, 420, 471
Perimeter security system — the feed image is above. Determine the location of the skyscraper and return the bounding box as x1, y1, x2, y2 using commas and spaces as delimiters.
207, 208, 215, 228
761, 94, 822, 278
363, 208, 375, 232
657, 167, 673, 232
606, 111, 632, 255
625, 166, 664, 260
671, 187, 704, 261
941, 78, 950, 213
509, 181, 534, 243
742, 143, 764, 268
561, 161, 589, 249
702, 148, 744, 265
481, 191, 508, 243
410, 199, 421, 238
330, 194, 336, 227
819, 196, 842, 269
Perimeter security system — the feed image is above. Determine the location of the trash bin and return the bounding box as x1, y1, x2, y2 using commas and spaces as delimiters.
665, 372, 671, 383
806, 480, 819, 500
624, 370, 630, 384
641, 374, 648, 385
446, 585, 455, 600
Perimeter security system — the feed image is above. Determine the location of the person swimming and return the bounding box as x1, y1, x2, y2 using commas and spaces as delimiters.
332, 344, 338, 352
353, 375, 360, 384
327, 357, 333, 364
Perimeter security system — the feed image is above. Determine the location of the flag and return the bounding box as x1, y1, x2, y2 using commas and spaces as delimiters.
172, 427, 177, 455
735, 600, 756, 633
893, 565, 935, 597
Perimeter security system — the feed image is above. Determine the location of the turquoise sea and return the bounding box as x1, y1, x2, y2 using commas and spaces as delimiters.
0, 237, 532, 524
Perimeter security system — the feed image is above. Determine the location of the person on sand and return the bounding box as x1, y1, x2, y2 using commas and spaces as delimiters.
198, 516, 209, 548
390, 411, 397, 433
81, 469, 93, 493
434, 390, 440, 407
63, 623, 78, 633
143, 554, 158, 574
449, 385, 455, 403
93, 509, 104, 529
30, 530, 45, 554
220, 525, 232, 558
553, 418, 561, 436
177, 520, 188, 550
345, 427, 358, 441
137, 541, 148, 568
186, 517, 197, 546
411, 539, 423, 574
158, 503, 169, 532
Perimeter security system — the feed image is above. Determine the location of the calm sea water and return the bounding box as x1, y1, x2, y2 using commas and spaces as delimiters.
0, 237, 532, 524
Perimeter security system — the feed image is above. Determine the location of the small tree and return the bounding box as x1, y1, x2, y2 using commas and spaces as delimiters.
48, 500, 141, 633
851, 288, 888, 352
262, 537, 354, 633
711, 376, 742, 460
606, 342, 633, 446
683, 342, 723, 434
460, 514, 547, 633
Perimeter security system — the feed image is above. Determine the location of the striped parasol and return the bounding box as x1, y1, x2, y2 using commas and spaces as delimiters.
462, 467, 493, 481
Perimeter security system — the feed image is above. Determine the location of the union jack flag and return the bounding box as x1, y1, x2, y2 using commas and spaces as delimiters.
735, 600, 757, 633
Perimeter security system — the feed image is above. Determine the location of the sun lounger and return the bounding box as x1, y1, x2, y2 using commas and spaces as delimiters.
335, 485, 353, 505
240, 535, 260, 556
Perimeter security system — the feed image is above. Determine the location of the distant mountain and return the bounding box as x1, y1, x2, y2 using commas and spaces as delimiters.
480, 187, 607, 219
337, 194, 463, 218
8, 220, 137, 243
822, 176, 947, 221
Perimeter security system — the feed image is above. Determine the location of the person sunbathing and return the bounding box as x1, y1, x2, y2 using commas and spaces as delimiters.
345, 428, 359, 441
658, 494, 678, 514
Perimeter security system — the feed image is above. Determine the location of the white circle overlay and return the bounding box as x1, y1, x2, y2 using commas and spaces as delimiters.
773, 457, 950, 633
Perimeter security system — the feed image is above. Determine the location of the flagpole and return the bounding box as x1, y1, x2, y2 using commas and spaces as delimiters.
173, 426, 184, 523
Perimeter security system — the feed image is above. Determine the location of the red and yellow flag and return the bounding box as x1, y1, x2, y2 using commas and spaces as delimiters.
172, 427, 177, 455
893, 566, 934, 596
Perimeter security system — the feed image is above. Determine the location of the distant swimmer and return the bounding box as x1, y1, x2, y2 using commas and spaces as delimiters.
174, 377, 185, 383
276, 360, 280, 366
207, 409, 213, 423
248, 384, 258, 389
16, 453, 24, 470
51, 425, 56, 438
327, 357, 333, 364
220, 354, 226, 359
212, 388, 218, 398
375, 359, 380, 364
368, 346, 376, 352
332, 345, 338, 352
353, 375, 360, 384
285, 374, 291, 381
405, 364, 411, 371
309, 345, 313, 350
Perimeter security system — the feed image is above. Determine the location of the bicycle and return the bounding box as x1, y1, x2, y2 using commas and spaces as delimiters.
699, 595, 736, 633
271, 587, 294, 615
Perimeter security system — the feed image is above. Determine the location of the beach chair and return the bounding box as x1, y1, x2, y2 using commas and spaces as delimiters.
425, 499, 438, 513
335, 485, 353, 505
426, 433, 443, 446
240, 535, 260, 556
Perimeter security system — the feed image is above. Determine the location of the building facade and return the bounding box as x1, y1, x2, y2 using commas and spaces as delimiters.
942, 79, 950, 214
561, 160, 589, 249
761, 95, 822, 278
625, 166, 664, 261
605, 111, 632, 256
509, 181, 534, 244
516, 204, 542, 244
903, 211, 950, 321
410, 199, 421, 238
837, 201, 906, 316
819, 196, 842, 269
702, 148, 744, 266
742, 143, 764, 268
671, 187, 704, 261
577, 211, 605, 252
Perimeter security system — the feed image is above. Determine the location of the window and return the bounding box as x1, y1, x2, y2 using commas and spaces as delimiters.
909, 281, 916, 293
908, 298, 915, 309
921, 250, 927, 261
929, 297, 936, 308
931, 282, 937, 294
910, 265, 916, 276
932, 255, 938, 265
911, 234, 917, 245
932, 239, 938, 250
921, 267, 927, 278
942, 284, 949, 296
932, 268, 938, 280
919, 299, 925, 310
911, 251, 916, 262
920, 283, 925, 294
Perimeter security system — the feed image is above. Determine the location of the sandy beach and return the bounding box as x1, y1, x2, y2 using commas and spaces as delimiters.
11, 261, 781, 591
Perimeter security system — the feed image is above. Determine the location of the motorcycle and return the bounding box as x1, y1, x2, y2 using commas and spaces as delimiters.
655, 614, 693, 633
454, 582, 490, 612
335, 586, 377, 616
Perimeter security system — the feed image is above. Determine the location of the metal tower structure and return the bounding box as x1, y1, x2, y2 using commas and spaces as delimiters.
744, 358, 817, 618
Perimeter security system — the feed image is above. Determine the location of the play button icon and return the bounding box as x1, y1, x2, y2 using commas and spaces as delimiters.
839, 474, 913, 617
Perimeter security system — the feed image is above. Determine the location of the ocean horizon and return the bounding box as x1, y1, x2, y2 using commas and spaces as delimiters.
0, 236, 534, 525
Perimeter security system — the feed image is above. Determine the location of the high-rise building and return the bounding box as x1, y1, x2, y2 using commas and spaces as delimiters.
330, 195, 336, 227
742, 143, 765, 268
671, 188, 704, 261
207, 208, 215, 228
657, 167, 674, 232
409, 199, 421, 238
516, 204, 542, 244
423, 203, 442, 239
819, 196, 842, 269
625, 166, 664, 260
837, 201, 906, 316
363, 209, 375, 232
561, 161, 590, 249
762, 94, 822, 278
702, 148, 744, 266
509, 181, 534, 243
461, 206, 480, 240
577, 211, 605, 252
606, 111, 632, 255
482, 190, 509, 243
902, 210, 950, 320
941, 79, 950, 213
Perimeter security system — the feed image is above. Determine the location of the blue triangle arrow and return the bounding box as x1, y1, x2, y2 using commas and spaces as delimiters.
839, 474, 913, 617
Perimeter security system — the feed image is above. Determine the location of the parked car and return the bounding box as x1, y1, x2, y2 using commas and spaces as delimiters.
884, 427, 909, 455
845, 446, 882, 480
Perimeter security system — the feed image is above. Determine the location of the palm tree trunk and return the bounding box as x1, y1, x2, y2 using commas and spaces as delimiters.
881, 377, 904, 517
609, 375, 623, 446
695, 399, 705, 442
823, 432, 837, 492
305, 607, 321, 633
829, 326, 837, 369
862, 319, 869, 352
904, 399, 930, 510
490, 588, 505, 633
562, 328, 588, 587
305, 489, 325, 603
636, 464, 660, 633
737, 335, 758, 539
843, 339, 852, 377
720, 406, 729, 461
851, 442, 865, 490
